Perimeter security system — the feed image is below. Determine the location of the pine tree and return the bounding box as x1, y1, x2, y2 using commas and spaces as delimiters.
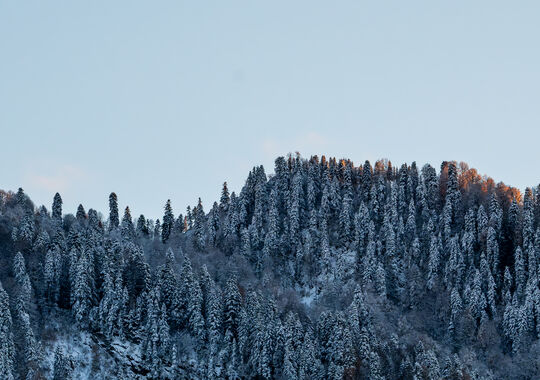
16, 299, 40, 375
207, 202, 220, 248
288, 173, 302, 251
515, 246, 526, 300
206, 283, 223, 354
16, 211, 35, 245
327, 312, 354, 380
220, 182, 231, 212
179, 255, 205, 340
450, 287, 462, 333
0, 282, 15, 380
154, 219, 161, 239
157, 248, 181, 329
427, 235, 440, 291
193, 198, 206, 251
339, 192, 353, 246
446, 161, 461, 224
283, 312, 302, 380
142, 286, 171, 378
136, 214, 149, 236
13, 252, 33, 308
52, 192, 63, 222
76, 204, 86, 222
88, 208, 102, 231
109, 192, 119, 230
121, 206, 135, 239
468, 269, 487, 324
224, 275, 242, 340
162, 199, 174, 243
299, 329, 323, 380
374, 260, 387, 298
44, 248, 61, 306
53, 347, 72, 380
71, 249, 92, 327
361, 160, 373, 201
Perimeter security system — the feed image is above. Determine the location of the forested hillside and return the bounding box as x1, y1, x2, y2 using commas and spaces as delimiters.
1, 154, 540, 379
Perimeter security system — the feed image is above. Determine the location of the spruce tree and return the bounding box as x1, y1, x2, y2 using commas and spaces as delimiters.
193, 198, 206, 251
142, 286, 171, 378
162, 199, 174, 243
121, 206, 135, 239
136, 214, 149, 236
220, 182, 231, 211
13, 252, 33, 309
108, 192, 119, 230
53, 347, 72, 380
76, 204, 86, 222
224, 275, 241, 340
52, 192, 63, 222
158, 248, 181, 329
0, 282, 15, 380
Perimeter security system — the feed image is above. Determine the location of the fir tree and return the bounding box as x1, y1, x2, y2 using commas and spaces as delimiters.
136, 214, 149, 236
224, 275, 241, 340
52, 192, 63, 222
76, 204, 86, 222
162, 199, 174, 243
0, 282, 15, 380
220, 182, 231, 212
142, 286, 171, 378
109, 192, 119, 230
121, 206, 135, 239
193, 198, 206, 251
53, 347, 72, 380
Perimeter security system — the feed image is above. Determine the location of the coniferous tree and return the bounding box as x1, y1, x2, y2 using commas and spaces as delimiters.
52, 192, 63, 222
76, 204, 86, 222
13, 252, 33, 309
220, 182, 231, 212
71, 249, 92, 327
153, 219, 161, 239
15, 298, 40, 376
109, 192, 119, 230
193, 198, 207, 251
158, 248, 181, 329
142, 286, 171, 379
224, 275, 241, 340
136, 214, 149, 236
121, 206, 135, 239
53, 347, 72, 380
162, 199, 174, 243
0, 282, 15, 380
44, 248, 61, 306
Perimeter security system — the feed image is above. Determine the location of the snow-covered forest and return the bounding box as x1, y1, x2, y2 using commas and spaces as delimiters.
1, 154, 540, 379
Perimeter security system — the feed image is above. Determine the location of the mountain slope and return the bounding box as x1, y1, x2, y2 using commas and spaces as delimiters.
0, 155, 539, 379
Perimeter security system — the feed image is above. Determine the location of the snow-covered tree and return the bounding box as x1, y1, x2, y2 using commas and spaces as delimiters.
0, 282, 15, 380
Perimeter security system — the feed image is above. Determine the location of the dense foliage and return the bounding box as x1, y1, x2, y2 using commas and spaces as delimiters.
1, 154, 540, 379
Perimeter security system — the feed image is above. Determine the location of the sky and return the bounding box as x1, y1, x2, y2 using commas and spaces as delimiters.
1, 1, 539, 220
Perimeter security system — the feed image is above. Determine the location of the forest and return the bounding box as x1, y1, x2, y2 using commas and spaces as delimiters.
1, 154, 539, 379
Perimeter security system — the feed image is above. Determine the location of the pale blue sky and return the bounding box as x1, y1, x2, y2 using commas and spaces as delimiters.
1, 1, 539, 219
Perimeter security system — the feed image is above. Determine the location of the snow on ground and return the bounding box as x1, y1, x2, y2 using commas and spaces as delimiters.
41, 317, 143, 379
42, 329, 94, 379
300, 287, 317, 307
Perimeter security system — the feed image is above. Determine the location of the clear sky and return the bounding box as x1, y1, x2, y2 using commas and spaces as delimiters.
1, 1, 539, 219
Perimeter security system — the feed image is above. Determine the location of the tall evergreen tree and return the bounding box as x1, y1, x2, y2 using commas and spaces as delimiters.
162, 199, 174, 243
52, 347, 72, 380
0, 282, 15, 380
52, 192, 63, 222
220, 182, 231, 212
109, 192, 119, 230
